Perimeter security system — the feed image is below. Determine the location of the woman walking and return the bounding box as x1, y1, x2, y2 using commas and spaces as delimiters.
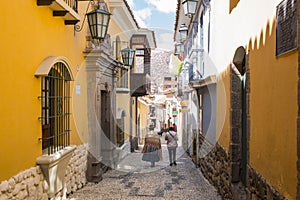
142, 132, 162, 167
165, 127, 178, 166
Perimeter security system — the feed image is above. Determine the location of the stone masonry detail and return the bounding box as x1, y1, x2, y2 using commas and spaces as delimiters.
247, 167, 286, 200
198, 135, 233, 199
0, 144, 88, 200
230, 65, 243, 184
65, 144, 88, 196
0, 166, 48, 200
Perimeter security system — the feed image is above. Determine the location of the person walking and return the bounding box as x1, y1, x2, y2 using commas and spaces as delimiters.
142, 132, 162, 167
172, 123, 177, 132
165, 127, 178, 166
167, 114, 171, 128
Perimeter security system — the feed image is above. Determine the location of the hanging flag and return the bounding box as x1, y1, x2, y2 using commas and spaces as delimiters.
169, 54, 183, 76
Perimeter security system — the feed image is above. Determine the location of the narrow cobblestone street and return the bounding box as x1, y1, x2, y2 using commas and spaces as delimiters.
67, 142, 221, 200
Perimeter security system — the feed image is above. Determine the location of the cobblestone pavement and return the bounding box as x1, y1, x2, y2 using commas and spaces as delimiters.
67, 144, 221, 200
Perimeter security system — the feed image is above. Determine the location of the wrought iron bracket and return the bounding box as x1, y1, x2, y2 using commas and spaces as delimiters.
74, 0, 108, 32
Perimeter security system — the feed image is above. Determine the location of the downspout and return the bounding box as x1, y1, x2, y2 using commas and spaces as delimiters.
130, 97, 133, 152
135, 96, 138, 149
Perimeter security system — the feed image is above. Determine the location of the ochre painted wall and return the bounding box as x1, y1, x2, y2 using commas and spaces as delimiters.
229, 0, 240, 13
138, 99, 149, 142
72, 63, 88, 145
116, 93, 131, 141
248, 19, 297, 199
217, 66, 231, 152
0, 1, 89, 181
0, 0, 136, 182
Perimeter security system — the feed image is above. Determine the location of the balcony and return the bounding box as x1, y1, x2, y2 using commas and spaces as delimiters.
130, 73, 151, 97
37, 0, 80, 25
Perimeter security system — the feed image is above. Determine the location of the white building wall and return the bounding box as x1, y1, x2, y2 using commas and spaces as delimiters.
209, 0, 283, 72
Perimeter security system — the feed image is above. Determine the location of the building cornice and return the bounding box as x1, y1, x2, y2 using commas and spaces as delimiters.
109, 0, 139, 36
189, 75, 216, 88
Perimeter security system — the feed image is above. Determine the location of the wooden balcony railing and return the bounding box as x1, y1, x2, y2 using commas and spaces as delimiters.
63, 0, 78, 12
37, 0, 80, 25
130, 73, 151, 97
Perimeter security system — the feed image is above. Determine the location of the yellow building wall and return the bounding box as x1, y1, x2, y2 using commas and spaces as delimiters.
216, 66, 231, 152
72, 63, 88, 145
116, 93, 131, 140
110, 16, 133, 142
131, 99, 137, 137
0, 1, 89, 181
138, 99, 149, 141
248, 19, 297, 199
229, 0, 240, 13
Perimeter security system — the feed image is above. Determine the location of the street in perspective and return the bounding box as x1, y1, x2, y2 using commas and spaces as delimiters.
67, 136, 221, 200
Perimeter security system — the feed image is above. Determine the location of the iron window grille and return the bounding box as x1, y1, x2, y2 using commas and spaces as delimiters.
40, 62, 72, 155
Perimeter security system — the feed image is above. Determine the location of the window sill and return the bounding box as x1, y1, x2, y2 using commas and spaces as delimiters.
116, 88, 130, 94
36, 146, 76, 198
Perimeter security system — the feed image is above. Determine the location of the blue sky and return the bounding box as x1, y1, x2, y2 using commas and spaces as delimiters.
126, 0, 177, 51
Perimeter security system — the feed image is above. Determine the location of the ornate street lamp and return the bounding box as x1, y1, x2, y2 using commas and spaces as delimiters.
121, 47, 135, 67
86, 8, 111, 40
179, 24, 188, 42
182, 0, 198, 17
75, 0, 111, 41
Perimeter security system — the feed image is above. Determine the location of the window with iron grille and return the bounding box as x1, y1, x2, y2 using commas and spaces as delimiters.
41, 62, 72, 155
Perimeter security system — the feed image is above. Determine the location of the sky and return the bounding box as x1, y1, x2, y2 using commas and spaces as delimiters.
126, 0, 177, 51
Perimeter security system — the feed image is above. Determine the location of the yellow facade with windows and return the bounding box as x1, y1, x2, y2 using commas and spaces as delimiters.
0, 0, 139, 185
247, 19, 297, 199
0, 0, 91, 181
214, 0, 298, 198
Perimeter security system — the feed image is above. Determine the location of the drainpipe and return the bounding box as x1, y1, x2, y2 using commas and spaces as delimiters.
135, 96, 138, 150
130, 97, 134, 152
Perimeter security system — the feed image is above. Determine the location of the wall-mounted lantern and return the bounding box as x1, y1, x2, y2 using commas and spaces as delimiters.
121, 47, 135, 67
179, 24, 188, 42
75, 0, 111, 41
182, 0, 198, 17
175, 42, 184, 55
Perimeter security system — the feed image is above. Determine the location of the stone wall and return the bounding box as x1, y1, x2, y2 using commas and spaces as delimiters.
198, 135, 233, 199
247, 167, 286, 200
65, 144, 88, 196
0, 144, 88, 200
0, 167, 48, 200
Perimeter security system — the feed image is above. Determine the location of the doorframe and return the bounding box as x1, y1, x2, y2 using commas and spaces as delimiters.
230, 46, 250, 186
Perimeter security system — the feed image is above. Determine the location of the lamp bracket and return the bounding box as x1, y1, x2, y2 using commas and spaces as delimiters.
74, 0, 96, 32
74, 0, 109, 32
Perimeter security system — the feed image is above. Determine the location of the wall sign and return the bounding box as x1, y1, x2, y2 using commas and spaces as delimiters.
76, 84, 80, 96
276, 0, 297, 56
